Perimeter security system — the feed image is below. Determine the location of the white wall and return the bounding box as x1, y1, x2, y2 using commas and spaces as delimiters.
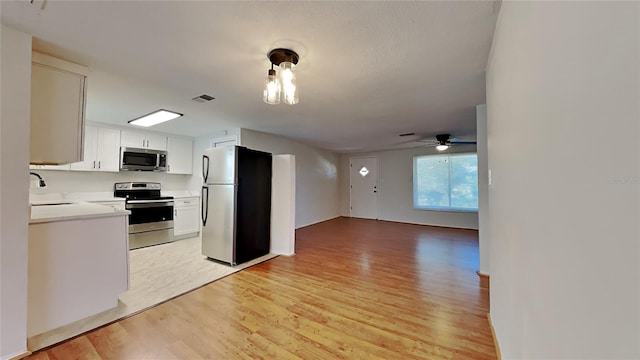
270, 155, 296, 255
189, 128, 241, 192
476, 104, 489, 275
190, 128, 340, 228
0, 25, 31, 360
487, 2, 639, 359
240, 129, 340, 228
29, 170, 191, 195
339, 146, 479, 229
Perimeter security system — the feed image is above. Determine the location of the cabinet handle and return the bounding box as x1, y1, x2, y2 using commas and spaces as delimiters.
142, 140, 145, 147
98, 161, 101, 169
93, 160, 96, 169
174, 209, 177, 217
168, 165, 171, 172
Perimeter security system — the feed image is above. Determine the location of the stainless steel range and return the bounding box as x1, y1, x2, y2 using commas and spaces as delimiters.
114, 182, 174, 250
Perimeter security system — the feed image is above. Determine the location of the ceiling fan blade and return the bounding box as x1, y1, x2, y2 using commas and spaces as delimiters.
450, 141, 477, 145
416, 139, 438, 144
450, 141, 478, 145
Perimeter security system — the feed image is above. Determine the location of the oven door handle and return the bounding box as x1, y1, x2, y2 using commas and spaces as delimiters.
201, 186, 209, 226
127, 199, 174, 204
127, 201, 174, 209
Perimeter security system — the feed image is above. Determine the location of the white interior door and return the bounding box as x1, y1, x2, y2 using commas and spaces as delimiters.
350, 157, 378, 219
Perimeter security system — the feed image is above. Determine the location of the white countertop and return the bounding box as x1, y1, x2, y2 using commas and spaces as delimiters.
65, 192, 125, 202
28, 190, 198, 224
31, 191, 199, 203
163, 190, 200, 199
30, 202, 130, 224
30, 192, 123, 203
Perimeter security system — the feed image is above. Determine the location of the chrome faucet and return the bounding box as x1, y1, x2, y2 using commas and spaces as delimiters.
29, 172, 47, 187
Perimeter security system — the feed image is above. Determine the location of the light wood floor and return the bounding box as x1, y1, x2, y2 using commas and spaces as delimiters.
27, 217, 496, 360
28, 237, 276, 352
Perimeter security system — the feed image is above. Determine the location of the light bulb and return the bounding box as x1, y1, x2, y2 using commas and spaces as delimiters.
263, 69, 280, 104
279, 62, 298, 105
436, 144, 449, 151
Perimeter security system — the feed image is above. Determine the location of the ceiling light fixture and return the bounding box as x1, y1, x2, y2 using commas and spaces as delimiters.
436, 134, 450, 151
128, 109, 183, 127
263, 48, 299, 105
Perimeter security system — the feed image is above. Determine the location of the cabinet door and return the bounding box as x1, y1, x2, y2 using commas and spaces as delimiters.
70, 125, 98, 171
121, 131, 167, 151
120, 131, 148, 149
145, 133, 167, 151
174, 205, 200, 236
167, 137, 193, 174
95, 128, 121, 172
30, 62, 86, 165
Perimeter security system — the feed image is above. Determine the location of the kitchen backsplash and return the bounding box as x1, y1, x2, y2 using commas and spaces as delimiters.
29, 169, 192, 194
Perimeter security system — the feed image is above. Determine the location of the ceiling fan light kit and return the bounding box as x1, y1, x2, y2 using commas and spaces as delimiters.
263, 48, 299, 105
436, 133, 451, 151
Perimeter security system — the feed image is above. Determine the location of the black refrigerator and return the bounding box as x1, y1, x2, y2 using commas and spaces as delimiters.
201, 145, 272, 265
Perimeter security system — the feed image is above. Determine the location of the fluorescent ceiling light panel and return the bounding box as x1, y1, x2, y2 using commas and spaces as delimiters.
128, 109, 183, 127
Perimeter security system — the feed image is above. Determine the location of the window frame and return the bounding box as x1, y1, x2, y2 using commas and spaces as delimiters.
412, 152, 479, 213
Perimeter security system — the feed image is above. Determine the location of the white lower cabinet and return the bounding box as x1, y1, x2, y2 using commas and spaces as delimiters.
28, 214, 129, 337
174, 197, 200, 239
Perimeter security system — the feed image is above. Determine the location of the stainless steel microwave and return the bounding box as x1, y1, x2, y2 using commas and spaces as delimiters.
120, 147, 167, 171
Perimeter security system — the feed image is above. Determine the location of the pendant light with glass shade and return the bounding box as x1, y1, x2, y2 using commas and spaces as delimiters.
263, 48, 299, 105
263, 65, 281, 104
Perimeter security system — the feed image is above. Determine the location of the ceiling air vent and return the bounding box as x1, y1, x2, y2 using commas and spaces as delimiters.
399, 132, 415, 137
192, 94, 215, 103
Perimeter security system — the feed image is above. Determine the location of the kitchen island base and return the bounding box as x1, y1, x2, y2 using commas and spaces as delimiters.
28, 213, 129, 337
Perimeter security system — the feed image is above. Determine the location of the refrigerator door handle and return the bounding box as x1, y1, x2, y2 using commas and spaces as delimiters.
202, 155, 210, 183
201, 186, 209, 226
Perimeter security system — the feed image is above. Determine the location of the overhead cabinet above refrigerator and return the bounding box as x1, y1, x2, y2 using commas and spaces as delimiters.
201, 146, 272, 265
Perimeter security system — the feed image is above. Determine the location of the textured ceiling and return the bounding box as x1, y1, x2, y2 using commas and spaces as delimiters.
1, 1, 499, 153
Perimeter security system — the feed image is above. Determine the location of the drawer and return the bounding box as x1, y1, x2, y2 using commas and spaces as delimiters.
174, 197, 199, 208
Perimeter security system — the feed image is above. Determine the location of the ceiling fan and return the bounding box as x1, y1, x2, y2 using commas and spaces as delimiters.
415, 133, 477, 151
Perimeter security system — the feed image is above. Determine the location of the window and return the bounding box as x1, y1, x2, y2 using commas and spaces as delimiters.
413, 153, 478, 211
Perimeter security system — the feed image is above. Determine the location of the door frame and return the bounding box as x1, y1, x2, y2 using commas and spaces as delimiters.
349, 156, 379, 219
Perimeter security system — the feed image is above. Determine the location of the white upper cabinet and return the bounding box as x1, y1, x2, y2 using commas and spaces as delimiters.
96, 128, 122, 171
166, 137, 193, 174
30, 52, 88, 165
70, 125, 120, 172
29, 164, 71, 171
121, 130, 167, 151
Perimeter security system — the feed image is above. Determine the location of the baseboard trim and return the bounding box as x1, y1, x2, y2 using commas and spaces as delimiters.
487, 313, 502, 360
477, 270, 490, 278
2, 351, 31, 360
295, 215, 341, 230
